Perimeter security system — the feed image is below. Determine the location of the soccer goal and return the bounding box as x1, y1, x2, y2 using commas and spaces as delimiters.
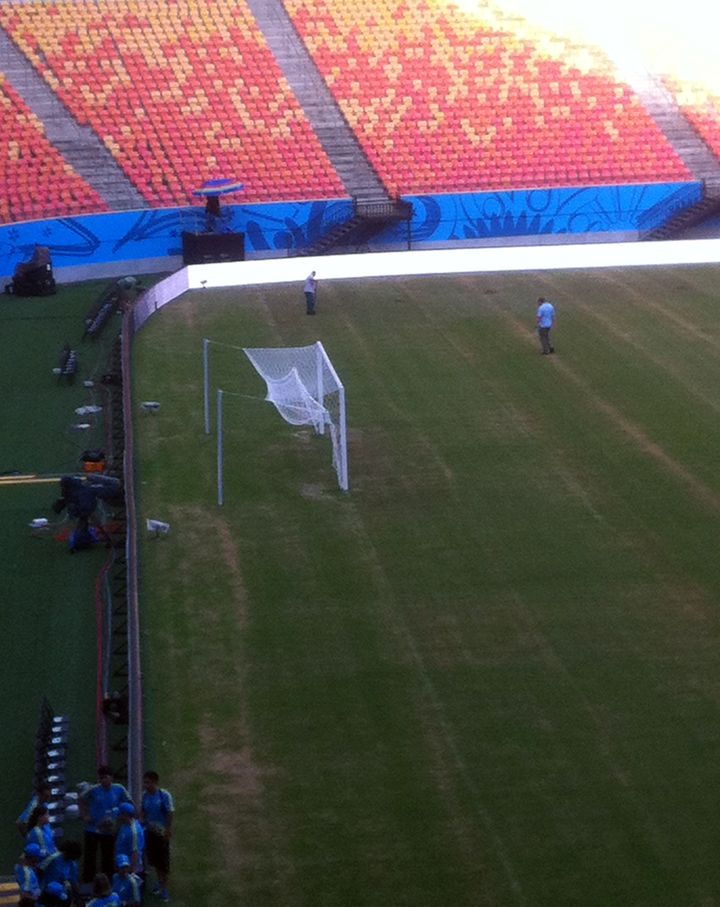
211, 341, 348, 500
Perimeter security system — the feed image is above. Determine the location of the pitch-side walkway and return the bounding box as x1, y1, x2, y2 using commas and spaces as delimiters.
130, 236, 720, 337
179, 236, 720, 293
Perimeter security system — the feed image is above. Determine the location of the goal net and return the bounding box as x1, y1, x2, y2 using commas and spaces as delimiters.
243, 341, 348, 491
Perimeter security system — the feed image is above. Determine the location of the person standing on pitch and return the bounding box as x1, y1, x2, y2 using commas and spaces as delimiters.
140, 771, 174, 903
536, 296, 556, 355
304, 270, 317, 315
80, 765, 132, 883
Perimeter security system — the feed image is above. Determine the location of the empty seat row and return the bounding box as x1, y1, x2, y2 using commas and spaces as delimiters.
0, 75, 106, 223
283, 0, 690, 194
662, 76, 720, 161
0, 0, 346, 208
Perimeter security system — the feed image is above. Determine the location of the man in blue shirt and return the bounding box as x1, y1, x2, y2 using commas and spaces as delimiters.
304, 271, 317, 315
140, 771, 174, 903
536, 297, 556, 355
80, 765, 132, 883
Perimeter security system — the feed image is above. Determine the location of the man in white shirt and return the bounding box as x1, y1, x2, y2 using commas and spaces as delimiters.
304, 271, 317, 315
536, 297, 556, 355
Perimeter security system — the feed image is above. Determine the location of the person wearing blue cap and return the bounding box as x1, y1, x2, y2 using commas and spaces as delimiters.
86, 873, 120, 907
15, 843, 42, 906
114, 803, 145, 877
80, 766, 131, 883
111, 853, 142, 907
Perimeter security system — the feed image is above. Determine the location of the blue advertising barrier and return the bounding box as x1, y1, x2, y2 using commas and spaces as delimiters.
405, 181, 703, 242
0, 182, 702, 280
0, 199, 354, 279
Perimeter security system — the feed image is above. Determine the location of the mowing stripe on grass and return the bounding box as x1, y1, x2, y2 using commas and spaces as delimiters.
132, 266, 720, 905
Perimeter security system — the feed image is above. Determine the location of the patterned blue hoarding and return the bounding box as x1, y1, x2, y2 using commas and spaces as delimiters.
0, 182, 701, 279
405, 182, 702, 242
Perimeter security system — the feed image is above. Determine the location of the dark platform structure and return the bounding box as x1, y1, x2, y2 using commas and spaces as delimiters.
181, 231, 245, 265
5, 245, 56, 296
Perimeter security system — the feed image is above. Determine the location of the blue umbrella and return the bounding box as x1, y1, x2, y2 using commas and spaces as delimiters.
193, 178, 245, 197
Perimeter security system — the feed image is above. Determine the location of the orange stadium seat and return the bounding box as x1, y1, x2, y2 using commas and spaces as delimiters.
0, 0, 345, 207
0, 0, 701, 212
0, 75, 106, 223
283, 0, 691, 195
663, 76, 720, 162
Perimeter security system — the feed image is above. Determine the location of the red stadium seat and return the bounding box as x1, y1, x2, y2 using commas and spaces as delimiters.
283, 0, 690, 194
0, 0, 345, 208
0, 73, 106, 222
0, 0, 699, 214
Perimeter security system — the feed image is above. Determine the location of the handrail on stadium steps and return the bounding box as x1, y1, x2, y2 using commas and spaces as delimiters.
352, 196, 413, 220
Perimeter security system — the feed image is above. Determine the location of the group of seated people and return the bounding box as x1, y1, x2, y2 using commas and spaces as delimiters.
14, 766, 174, 906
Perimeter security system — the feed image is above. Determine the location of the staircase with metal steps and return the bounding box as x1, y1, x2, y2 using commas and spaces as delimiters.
297, 200, 413, 255
641, 194, 720, 240
602, 47, 720, 238
602, 45, 720, 189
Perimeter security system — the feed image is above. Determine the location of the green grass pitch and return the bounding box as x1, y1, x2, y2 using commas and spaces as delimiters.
138, 263, 720, 904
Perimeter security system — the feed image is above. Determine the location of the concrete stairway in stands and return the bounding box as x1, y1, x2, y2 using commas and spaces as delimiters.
606, 51, 720, 198
0, 26, 146, 211
602, 47, 720, 238
245, 0, 390, 205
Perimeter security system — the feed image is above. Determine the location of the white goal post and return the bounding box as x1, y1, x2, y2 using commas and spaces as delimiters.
243, 341, 348, 492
